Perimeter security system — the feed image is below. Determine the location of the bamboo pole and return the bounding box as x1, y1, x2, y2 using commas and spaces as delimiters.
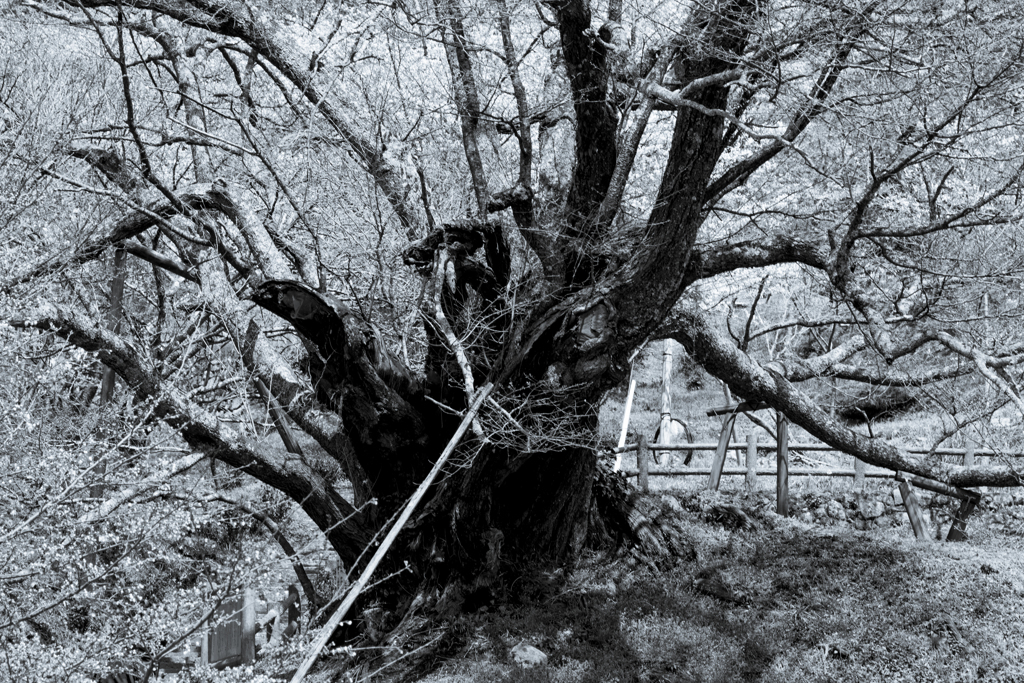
613, 378, 637, 471
289, 383, 494, 683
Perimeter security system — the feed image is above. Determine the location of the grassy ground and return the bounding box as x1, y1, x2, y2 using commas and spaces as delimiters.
406, 347, 1024, 683
412, 488, 1024, 683
284, 343, 1024, 683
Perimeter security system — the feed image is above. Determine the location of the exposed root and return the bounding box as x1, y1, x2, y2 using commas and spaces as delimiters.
625, 494, 698, 566
702, 504, 759, 531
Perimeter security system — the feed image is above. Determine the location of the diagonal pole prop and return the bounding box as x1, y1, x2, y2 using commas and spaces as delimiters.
290, 383, 494, 683
613, 378, 637, 471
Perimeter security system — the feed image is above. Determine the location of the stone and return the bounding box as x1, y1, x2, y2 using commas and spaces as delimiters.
891, 488, 904, 506
588, 579, 617, 599
826, 500, 846, 520
861, 501, 885, 520
661, 495, 683, 515
511, 642, 548, 668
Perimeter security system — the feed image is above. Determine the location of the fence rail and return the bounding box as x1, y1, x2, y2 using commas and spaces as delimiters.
618, 427, 985, 542
614, 442, 1024, 458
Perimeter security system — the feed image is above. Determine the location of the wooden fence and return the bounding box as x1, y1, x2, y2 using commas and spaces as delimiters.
617, 439, 1004, 480
615, 432, 992, 542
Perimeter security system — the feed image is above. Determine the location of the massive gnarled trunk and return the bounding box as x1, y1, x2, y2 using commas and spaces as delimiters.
10, 1, 1024, 664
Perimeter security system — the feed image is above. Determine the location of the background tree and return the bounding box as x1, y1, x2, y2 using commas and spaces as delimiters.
3, 0, 1024, 668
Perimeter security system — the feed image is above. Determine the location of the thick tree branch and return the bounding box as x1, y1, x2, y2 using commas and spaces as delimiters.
664, 302, 1020, 488
554, 0, 618, 236
435, 0, 491, 216
704, 8, 870, 205
6, 304, 369, 564
602, 0, 756, 344
596, 43, 677, 228
123, 240, 197, 282
682, 233, 828, 287
78, 452, 207, 524
250, 280, 435, 502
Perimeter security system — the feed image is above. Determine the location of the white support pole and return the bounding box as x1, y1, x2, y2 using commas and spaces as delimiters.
659, 340, 675, 460
613, 378, 637, 471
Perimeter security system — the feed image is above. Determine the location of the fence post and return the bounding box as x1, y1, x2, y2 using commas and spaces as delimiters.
854, 458, 865, 488
964, 444, 975, 469
946, 495, 979, 541
242, 588, 256, 664
776, 414, 789, 517
745, 433, 758, 492
899, 481, 931, 541
638, 435, 649, 493
708, 413, 737, 491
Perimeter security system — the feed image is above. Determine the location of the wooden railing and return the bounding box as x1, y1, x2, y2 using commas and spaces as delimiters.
616, 438, 1011, 488
614, 433, 993, 542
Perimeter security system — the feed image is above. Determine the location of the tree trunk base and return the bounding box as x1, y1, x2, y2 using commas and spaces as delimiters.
326, 467, 698, 681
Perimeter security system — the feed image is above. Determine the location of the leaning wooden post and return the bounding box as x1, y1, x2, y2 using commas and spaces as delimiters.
745, 433, 758, 492
708, 413, 737, 491
946, 445, 978, 543
899, 480, 931, 541
776, 414, 789, 517
946, 495, 979, 542
242, 588, 256, 665
638, 435, 649, 493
